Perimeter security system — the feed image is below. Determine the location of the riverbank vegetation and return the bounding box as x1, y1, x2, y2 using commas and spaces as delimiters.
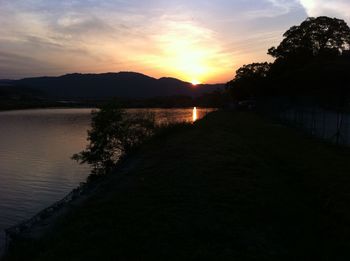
5, 110, 350, 260
72, 102, 157, 177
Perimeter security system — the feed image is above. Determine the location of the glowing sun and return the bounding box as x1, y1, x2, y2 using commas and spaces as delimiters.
191, 79, 201, 86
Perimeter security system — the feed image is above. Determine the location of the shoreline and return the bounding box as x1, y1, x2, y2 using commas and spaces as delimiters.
1, 182, 88, 258
2, 150, 138, 259
0, 106, 214, 113
6, 111, 350, 259
4, 182, 88, 244
0, 106, 215, 258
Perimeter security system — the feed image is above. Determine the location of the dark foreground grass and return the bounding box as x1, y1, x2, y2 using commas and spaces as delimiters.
5, 111, 350, 260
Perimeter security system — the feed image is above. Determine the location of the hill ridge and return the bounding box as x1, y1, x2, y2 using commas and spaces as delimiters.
9, 72, 224, 99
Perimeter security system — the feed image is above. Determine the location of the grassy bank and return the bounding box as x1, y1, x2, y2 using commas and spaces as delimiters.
5, 111, 350, 260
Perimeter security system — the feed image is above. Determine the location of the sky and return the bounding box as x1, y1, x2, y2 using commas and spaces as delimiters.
0, 0, 350, 83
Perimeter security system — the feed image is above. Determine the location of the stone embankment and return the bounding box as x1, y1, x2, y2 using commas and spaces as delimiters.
4, 182, 88, 251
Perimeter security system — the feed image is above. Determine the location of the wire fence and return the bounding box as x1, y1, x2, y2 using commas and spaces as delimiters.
257, 97, 350, 146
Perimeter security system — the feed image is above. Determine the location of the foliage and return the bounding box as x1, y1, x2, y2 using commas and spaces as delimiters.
268, 16, 350, 60
72, 102, 156, 175
227, 16, 350, 101
234, 62, 271, 80
226, 62, 271, 100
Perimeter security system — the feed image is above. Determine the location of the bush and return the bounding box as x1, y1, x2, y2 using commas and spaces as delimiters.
72, 102, 156, 175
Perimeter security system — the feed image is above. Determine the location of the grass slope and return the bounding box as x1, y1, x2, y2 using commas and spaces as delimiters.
5, 111, 350, 260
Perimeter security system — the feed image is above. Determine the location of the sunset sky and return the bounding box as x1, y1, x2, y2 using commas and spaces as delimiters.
1, 0, 350, 83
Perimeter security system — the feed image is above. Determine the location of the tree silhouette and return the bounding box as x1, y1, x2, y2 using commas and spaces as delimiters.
227, 63, 271, 100
227, 16, 350, 101
72, 102, 156, 176
268, 17, 350, 60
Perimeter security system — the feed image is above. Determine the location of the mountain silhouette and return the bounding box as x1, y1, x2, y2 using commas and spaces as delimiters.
12, 72, 224, 99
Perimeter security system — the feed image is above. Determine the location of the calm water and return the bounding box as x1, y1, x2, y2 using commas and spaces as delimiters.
0, 108, 214, 235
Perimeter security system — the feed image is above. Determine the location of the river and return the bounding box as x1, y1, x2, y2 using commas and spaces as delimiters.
0, 107, 214, 243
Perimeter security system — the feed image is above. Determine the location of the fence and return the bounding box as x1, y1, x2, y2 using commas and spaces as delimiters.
257, 97, 350, 146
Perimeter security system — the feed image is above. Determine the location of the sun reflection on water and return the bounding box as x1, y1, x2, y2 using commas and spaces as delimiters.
193, 107, 197, 122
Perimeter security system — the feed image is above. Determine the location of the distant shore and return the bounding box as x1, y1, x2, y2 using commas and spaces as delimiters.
0, 103, 212, 112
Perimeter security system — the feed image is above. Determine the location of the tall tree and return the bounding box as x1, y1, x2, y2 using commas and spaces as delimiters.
268, 17, 350, 60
